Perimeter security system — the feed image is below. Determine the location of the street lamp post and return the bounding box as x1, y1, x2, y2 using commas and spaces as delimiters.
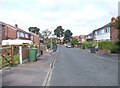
50, 37, 52, 50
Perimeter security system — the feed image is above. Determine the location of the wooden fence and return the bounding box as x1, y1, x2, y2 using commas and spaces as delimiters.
0, 44, 46, 69
0, 45, 18, 68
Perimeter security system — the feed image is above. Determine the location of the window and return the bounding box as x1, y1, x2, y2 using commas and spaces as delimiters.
104, 27, 110, 33
101, 29, 104, 34
95, 31, 97, 35
31, 35, 33, 40
25, 33, 29, 38
20, 32, 24, 37
17, 31, 20, 38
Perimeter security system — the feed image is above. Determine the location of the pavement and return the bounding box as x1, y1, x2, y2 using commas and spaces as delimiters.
81, 48, 118, 62
2, 50, 55, 86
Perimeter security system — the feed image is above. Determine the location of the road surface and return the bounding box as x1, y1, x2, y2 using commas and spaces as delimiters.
49, 45, 118, 86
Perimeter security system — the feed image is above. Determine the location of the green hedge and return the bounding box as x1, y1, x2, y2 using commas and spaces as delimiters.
98, 41, 115, 50
81, 42, 97, 49
47, 43, 51, 49
98, 41, 118, 53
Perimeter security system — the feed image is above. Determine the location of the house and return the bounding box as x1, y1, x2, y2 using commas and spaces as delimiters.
79, 35, 86, 43
93, 24, 111, 42
0, 22, 40, 44
0, 22, 31, 41
85, 16, 119, 42
0, 22, 5, 44
85, 32, 94, 42
29, 32, 40, 44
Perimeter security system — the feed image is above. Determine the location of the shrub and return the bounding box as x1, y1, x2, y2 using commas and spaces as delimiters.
98, 41, 115, 50
98, 41, 118, 53
71, 37, 79, 47
81, 41, 97, 49
47, 43, 51, 49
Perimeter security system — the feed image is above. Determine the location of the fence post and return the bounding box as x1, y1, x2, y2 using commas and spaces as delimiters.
19, 45, 22, 64
11, 45, 14, 65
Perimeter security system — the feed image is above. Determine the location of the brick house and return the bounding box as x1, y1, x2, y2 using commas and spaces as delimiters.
85, 16, 119, 42
0, 22, 31, 41
85, 32, 94, 42
29, 32, 40, 44
93, 24, 111, 42
79, 35, 86, 43
0, 22, 40, 44
0, 22, 5, 44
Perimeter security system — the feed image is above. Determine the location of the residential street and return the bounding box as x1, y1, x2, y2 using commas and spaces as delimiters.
49, 45, 118, 86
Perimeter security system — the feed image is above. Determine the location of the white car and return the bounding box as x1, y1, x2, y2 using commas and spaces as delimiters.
66, 44, 72, 48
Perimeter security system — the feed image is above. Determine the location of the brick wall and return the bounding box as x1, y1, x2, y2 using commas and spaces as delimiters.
0, 24, 3, 44
30, 32, 40, 44
110, 26, 119, 42
6, 25, 17, 39
0, 24, 6, 44
33, 34, 39, 44
110, 17, 119, 42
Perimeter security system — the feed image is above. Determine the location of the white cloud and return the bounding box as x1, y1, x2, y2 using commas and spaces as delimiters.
0, 0, 119, 36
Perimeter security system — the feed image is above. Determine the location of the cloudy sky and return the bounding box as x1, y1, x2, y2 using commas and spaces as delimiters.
0, 0, 119, 36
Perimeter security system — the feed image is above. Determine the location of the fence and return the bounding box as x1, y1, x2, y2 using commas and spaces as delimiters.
0, 44, 46, 69
0, 45, 19, 68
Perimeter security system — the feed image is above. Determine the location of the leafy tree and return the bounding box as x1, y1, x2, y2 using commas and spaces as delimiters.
28, 27, 40, 35
42, 29, 51, 39
71, 37, 79, 47
64, 29, 73, 42
54, 26, 64, 38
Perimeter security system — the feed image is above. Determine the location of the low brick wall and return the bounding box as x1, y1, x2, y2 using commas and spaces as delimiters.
98, 50, 110, 54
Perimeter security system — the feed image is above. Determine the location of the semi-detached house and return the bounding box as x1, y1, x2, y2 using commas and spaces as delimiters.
93, 24, 111, 41
0, 22, 40, 44
85, 17, 118, 42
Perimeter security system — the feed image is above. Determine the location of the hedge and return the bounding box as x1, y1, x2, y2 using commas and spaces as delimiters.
81, 42, 97, 49
98, 41, 118, 53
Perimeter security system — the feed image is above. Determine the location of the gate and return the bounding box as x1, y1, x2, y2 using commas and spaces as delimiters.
0, 45, 19, 69
0, 45, 13, 68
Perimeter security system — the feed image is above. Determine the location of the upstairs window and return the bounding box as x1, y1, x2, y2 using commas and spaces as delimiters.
25, 33, 29, 38
20, 32, 24, 37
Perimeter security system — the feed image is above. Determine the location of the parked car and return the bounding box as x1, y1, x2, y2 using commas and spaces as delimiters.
66, 43, 72, 48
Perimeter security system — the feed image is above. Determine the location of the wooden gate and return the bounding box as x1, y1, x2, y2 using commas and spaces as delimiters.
0, 45, 19, 69
0, 45, 13, 68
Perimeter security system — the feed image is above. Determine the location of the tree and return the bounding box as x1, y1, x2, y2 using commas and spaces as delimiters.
71, 37, 79, 46
42, 29, 51, 39
54, 26, 64, 38
28, 27, 40, 35
64, 29, 73, 43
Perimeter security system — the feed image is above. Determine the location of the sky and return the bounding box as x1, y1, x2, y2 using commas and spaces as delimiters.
0, 0, 119, 36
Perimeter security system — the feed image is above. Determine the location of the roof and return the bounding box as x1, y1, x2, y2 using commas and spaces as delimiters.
6, 24, 29, 34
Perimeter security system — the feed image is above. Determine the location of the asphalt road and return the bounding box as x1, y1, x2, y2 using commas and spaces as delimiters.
49, 45, 118, 86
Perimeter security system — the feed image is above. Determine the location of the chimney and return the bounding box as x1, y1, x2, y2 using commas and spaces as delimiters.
111, 17, 115, 22
15, 24, 18, 28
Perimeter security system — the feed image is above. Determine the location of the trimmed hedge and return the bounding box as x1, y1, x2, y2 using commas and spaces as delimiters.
98, 41, 118, 54
81, 42, 97, 49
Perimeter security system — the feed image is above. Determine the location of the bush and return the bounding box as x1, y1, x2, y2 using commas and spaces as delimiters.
47, 43, 51, 49
71, 37, 79, 47
81, 41, 97, 49
98, 41, 115, 50
98, 41, 118, 54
